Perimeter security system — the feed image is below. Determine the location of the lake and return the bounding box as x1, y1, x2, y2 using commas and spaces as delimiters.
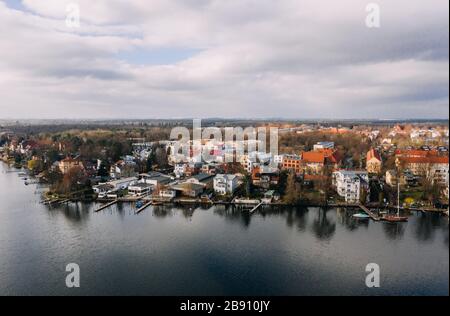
0, 163, 448, 296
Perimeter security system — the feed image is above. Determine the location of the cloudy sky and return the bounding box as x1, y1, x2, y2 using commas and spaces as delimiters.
0, 0, 448, 119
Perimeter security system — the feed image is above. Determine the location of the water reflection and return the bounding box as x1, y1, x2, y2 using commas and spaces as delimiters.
311, 208, 336, 241
382, 222, 406, 240
41, 199, 450, 245
414, 212, 441, 243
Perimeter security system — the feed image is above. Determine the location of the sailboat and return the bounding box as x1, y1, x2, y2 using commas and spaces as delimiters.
382, 183, 408, 223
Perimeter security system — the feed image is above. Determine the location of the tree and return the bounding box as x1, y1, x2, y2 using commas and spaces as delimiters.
155, 146, 168, 169
284, 172, 301, 205
28, 159, 43, 174
97, 161, 109, 178
59, 166, 87, 194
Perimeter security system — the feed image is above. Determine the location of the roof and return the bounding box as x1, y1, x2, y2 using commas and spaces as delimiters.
171, 183, 205, 191
367, 148, 381, 162
190, 173, 214, 182
302, 151, 326, 164
215, 174, 237, 180
129, 182, 153, 188
301, 149, 341, 164
398, 156, 449, 164
395, 149, 440, 158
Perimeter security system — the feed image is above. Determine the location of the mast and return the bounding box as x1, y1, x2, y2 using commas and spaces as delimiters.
397, 182, 400, 216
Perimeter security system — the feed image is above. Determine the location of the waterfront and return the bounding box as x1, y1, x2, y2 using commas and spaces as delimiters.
0, 163, 448, 296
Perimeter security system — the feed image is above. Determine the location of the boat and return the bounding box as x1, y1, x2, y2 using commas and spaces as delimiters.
136, 201, 144, 208
353, 213, 371, 219
382, 183, 408, 223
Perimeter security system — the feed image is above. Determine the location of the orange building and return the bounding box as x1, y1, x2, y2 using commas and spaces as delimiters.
366, 148, 382, 174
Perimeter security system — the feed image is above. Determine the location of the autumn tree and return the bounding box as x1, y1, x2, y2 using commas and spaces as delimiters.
284, 172, 301, 205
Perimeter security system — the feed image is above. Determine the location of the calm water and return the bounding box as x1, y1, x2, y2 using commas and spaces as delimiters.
0, 163, 448, 296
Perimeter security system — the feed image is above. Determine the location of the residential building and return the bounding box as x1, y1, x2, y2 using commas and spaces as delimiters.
252, 165, 280, 188
366, 148, 382, 174
313, 142, 335, 151
170, 182, 205, 198
213, 174, 239, 195
332, 170, 369, 203
300, 149, 342, 175
395, 150, 449, 183
139, 172, 172, 187
174, 163, 187, 178
128, 183, 153, 197
58, 157, 84, 175
385, 170, 408, 187
282, 154, 302, 174
186, 173, 215, 189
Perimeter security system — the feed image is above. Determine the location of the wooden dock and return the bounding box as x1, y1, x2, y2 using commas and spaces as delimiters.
135, 201, 153, 214
249, 202, 263, 214
94, 200, 118, 212
359, 204, 380, 221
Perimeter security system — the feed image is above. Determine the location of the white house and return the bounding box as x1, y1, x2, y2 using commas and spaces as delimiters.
174, 163, 188, 178
214, 174, 239, 195
128, 182, 153, 197
332, 170, 369, 203
313, 142, 335, 151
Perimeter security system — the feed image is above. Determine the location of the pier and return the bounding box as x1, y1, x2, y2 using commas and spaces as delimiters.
94, 200, 118, 212
359, 204, 380, 221
249, 202, 263, 214
136, 201, 153, 214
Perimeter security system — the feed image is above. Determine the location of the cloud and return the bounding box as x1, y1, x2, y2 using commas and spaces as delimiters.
0, 0, 448, 119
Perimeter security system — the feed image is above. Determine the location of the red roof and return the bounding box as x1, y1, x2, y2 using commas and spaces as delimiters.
367, 148, 381, 162
302, 149, 342, 164
399, 156, 448, 164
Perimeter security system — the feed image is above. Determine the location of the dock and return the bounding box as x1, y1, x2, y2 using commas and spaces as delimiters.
249, 202, 263, 214
94, 200, 118, 212
359, 204, 380, 221
135, 201, 153, 214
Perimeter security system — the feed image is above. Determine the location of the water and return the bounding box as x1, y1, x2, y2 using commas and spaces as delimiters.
0, 163, 448, 296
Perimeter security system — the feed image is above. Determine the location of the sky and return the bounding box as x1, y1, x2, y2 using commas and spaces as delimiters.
0, 0, 448, 120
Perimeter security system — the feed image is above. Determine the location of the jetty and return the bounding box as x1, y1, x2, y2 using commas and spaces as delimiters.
249, 202, 263, 214
358, 204, 380, 221
135, 201, 153, 214
94, 200, 118, 212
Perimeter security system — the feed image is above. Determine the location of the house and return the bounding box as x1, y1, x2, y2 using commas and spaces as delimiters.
185, 162, 203, 177
300, 149, 342, 175
174, 163, 188, 178
214, 174, 239, 195
282, 154, 302, 174
128, 182, 153, 197
273, 155, 284, 166
170, 182, 205, 198
252, 165, 279, 188
332, 170, 369, 203
395, 150, 449, 183
159, 189, 177, 199
313, 142, 334, 151
262, 190, 280, 204
93, 183, 114, 197
110, 159, 137, 179
93, 177, 137, 198
240, 155, 255, 173
186, 173, 215, 189
366, 148, 382, 174
58, 157, 85, 175
139, 172, 172, 187
385, 170, 409, 187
